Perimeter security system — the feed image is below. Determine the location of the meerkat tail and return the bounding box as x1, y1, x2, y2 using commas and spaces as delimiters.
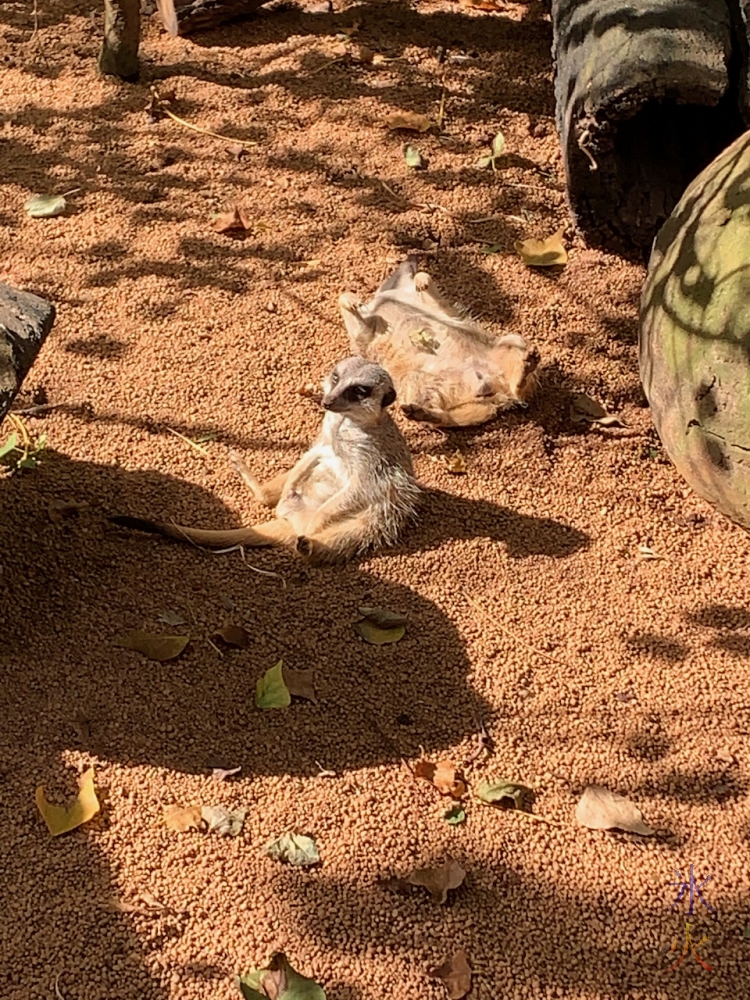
110, 515, 295, 550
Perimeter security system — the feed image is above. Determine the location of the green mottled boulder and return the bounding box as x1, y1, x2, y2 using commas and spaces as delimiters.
640, 130, 750, 530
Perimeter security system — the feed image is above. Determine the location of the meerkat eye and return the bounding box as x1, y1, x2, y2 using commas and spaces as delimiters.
330, 372, 339, 386
343, 383, 372, 402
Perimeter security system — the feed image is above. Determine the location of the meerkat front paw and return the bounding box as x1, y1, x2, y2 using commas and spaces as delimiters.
414, 271, 433, 293
338, 292, 363, 314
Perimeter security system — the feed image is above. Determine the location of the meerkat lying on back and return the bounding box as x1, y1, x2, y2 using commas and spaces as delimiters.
339, 258, 539, 428
112, 358, 420, 564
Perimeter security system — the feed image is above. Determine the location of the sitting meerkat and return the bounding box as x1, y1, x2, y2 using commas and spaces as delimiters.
112, 358, 420, 564
339, 258, 539, 428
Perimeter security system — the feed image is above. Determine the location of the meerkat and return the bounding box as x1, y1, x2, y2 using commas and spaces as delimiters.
111, 357, 420, 564
338, 258, 540, 428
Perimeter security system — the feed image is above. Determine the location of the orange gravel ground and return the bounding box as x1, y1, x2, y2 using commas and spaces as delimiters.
1, 1, 749, 998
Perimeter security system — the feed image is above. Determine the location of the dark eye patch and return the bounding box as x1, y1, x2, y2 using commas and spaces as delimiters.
343, 383, 372, 402
330, 371, 340, 386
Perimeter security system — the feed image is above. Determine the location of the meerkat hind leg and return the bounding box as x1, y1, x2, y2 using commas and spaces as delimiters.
296, 511, 374, 565
441, 399, 499, 427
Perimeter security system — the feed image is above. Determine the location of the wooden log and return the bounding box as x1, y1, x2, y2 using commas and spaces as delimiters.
157, 0, 268, 36
0, 284, 55, 425
551, 0, 745, 258
99, 0, 141, 80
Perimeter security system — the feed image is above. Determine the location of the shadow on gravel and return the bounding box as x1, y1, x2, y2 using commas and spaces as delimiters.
270, 863, 749, 998
0, 445, 588, 999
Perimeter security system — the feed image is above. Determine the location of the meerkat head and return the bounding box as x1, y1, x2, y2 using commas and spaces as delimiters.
321, 357, 397, 423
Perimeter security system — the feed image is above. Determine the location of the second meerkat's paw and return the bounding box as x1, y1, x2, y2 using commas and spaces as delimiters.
338, 292, 363, 314
413, 271, 433, 293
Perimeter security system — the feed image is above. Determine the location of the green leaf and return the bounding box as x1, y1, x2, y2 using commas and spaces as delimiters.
444, 804, 466, 825
0, 433, 19, 460
491, 131, 506, 157
354, 620, 405, 645
403, 144, 425, 169
255, 660, 291, 709
355, 607, 407, 644
264, 833, 320, 866
25, 193, 67, 218
408, 329, 440, 354
238, 953, 326, 1000
114, 630, 190, 662
476, 779, 533, 810
475, 155, 493, 170
480, 243, 502, 255
743, 926, 750, 940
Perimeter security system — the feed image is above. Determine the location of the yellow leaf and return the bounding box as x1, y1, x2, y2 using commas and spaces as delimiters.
114, 630, 189, 662
36, 768, 100, 836
163, 804, 204, 832
385, 110, 434, 133
514, 227, 568, 267
443, 451, 467, 475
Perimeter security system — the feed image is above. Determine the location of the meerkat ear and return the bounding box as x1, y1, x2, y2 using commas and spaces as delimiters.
382, 387, 397, 409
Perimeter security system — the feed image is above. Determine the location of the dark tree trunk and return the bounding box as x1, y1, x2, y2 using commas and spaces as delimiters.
99, 0, 141, 81
551, 0, 745, 259
0, 284, 55, 426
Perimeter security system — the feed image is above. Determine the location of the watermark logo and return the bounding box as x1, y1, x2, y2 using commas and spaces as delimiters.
666, 921, 712, 972
668, 864, 715, 916
665, 864, 715, 972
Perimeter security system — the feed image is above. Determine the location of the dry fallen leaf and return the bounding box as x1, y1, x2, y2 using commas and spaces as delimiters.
429, 949, 472, 1000
36, 768, 100, 836
158, 609, 188, 627
201, 804, 247, 836
212, 765, 242, 781
514, 227, 568, 267
71, 713, 92, 741
443, 451, 467, 475
48, 499, 88, 523
570, 392, 625, 428
407, 858, 466, 904
115, 630, 189, 662
575, 784, 655, 836
264, 832, 320, 866
163, 804, 203, 833
637, 543, 665, 561
212, 205, 253, 234
386, 110, 434, 133
25, 193, 67, 218
415, 759, 467, 799
238, 952, 326, 1000
214, 624, 250, 649
461, 0, 501, 9
282, 666, 317, 703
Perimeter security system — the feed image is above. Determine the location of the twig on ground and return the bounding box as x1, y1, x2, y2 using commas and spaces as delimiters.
149, 87, 257, 149
437, 73, 447, 128
206, 636, 224, 658
378, 179, 455, 218
164, 425, 211, 456
466, 594, 573, 668
314, 760, 337, 778
53, 974, 66, 1000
